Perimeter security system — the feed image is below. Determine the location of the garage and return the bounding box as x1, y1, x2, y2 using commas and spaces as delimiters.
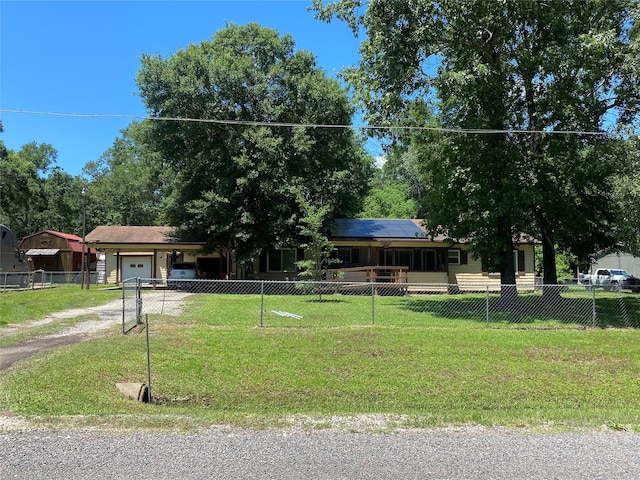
121, 254, 153, 281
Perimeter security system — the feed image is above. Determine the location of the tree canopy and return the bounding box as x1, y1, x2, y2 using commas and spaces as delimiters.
313, 0, 638, 295
136, 23, 372, 265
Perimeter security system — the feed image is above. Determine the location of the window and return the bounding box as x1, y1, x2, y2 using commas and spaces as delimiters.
515, 250, 525, 273
378, 249, 413, 267
482, 250, 525, 274
268, 248, 297, 272
336, 248, 352, 265
395, 250, 412, 268
423, 250, 437, 271
448, 249, 461, 265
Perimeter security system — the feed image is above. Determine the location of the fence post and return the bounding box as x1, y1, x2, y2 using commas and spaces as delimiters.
136, 277, 142, 325
486, 286, 490, 325
260, 280, 265, 327
371, 283, 375, 324
145, 314, 152, 403
592, 287, 597, 328
121, 279, 126, 334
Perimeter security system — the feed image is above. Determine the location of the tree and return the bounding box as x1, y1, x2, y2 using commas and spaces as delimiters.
295, 192, 341, 300
614, 136, 640, 255
358, 181, 417, 219
358, 133, 425, 219
313, 0, 637, 300
136, 23, 372, 266
0, 142, 57, 237
39, 167, 86, 234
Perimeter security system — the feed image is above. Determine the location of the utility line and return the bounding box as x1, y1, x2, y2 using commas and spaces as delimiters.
0, 108, 620, 136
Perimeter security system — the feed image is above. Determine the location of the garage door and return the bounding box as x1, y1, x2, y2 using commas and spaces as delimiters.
122, 256, 153, 282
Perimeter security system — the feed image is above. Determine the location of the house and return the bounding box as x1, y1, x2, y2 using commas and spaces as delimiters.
252, 219, 537, 291
86, 219, 537, 290
18, 230, 96, 274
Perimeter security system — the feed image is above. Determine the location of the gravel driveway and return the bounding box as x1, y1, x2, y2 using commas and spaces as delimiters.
2, 425, 640, 479
0, 290, 191, 370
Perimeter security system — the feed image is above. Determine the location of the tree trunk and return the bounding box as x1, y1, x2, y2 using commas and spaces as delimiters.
540, 216, 562, 301
498, 215, 519, 306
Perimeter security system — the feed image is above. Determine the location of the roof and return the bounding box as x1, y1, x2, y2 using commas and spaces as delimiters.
18, 229, 96, 253
328, 219, 537, 245
20, 230, 82, 243
329, 219, 437, 241
85, 226, 205, 248
25, 248, 60, 256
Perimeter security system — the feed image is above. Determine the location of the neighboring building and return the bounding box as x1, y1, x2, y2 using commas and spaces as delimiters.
18, 230, 96, 273
589, 248, 640, 278
0, 224, 29, 272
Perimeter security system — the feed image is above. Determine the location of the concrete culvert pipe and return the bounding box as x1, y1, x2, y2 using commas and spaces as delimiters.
115, 382, 149, 403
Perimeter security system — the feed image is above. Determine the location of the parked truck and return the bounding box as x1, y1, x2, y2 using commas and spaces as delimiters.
581, 268, 640, 293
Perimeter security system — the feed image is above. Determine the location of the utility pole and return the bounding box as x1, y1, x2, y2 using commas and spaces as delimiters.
81, 187, 87, 289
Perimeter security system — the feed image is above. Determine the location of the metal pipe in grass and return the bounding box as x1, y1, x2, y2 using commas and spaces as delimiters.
145, 313, 151, 403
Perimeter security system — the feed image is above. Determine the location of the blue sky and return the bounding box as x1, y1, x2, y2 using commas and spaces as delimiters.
1, 0, 366, 176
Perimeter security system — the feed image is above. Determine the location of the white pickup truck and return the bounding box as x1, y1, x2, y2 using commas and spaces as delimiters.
581, 268, 640, 292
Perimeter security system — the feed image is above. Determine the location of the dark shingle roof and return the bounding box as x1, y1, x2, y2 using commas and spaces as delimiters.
85, 226, 203, 246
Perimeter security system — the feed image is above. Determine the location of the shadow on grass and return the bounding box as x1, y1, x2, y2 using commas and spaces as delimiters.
399, 294, 640, 328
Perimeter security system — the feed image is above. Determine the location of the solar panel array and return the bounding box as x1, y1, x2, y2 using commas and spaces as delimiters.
329, 219, 426, 239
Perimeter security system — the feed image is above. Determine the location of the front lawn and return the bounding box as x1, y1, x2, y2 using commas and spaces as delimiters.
2, 291, 639, 431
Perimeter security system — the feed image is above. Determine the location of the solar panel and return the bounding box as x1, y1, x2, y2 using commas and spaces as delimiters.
329, 219, 426, 239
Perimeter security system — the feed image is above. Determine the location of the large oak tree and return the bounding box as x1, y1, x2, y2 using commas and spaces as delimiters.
136, 23, 372, 266
314, 0, 638, 299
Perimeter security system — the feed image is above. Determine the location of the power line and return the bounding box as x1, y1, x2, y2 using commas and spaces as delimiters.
0, 108, 622, 136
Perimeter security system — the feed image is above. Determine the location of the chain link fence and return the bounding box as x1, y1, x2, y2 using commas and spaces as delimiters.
121, 278, 640, 331
0, 270, 100, 292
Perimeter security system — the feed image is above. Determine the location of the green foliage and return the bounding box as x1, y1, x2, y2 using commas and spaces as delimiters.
535, 246, 577, 282
295, 192, 340, 283
358, 181, 417, 219
0, 142, 61, 237
82, 122, 171, 229
136, 23, 373, 265
313, 0, 638, 292
613, 136, 640, 254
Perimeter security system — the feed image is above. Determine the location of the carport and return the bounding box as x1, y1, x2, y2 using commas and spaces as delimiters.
85, 226, 208, 285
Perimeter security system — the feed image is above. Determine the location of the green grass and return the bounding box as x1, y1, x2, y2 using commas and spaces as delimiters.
2, 290, 640, 432
0, 285, 123, 327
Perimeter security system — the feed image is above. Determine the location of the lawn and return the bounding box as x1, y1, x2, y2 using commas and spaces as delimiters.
1, 290, 640, 431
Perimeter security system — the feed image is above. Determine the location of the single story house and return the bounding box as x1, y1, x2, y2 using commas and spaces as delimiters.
86, 219, 537, 290
18, 230, 96, 273
251, 219, 537, 290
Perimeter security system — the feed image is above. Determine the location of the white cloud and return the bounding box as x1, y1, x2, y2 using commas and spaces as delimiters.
374, 156, 387, 169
